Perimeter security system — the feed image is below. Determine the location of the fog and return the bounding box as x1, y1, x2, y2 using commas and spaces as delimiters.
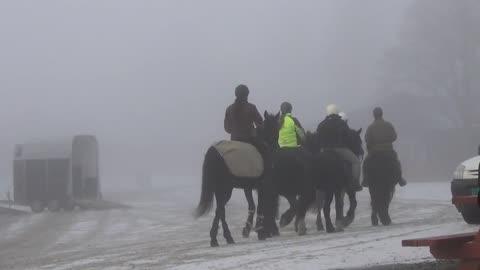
1, 0, 477, 193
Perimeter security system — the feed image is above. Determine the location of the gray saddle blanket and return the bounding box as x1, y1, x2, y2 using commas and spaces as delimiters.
213, 140, 264, 178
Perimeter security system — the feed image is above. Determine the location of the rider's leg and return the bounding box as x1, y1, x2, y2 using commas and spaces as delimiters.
333, 148, 362, 191
362, 154, 370, 188
392, 151, 407, 187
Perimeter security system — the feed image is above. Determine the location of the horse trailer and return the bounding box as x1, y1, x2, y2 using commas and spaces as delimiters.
13, 135, 101, 213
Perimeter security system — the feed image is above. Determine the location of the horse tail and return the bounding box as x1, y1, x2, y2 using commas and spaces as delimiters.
194, 146, 218, 218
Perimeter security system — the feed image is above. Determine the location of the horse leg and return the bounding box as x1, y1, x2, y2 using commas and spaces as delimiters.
295, 199, 307, 236
316, 190, 325, 231
255, 182, 267, 241
369, 187, 379, 227
344, 189, 357, 227
210, 213, 220, 247
218, 188, 235, 244
268, 217, 280, 237
335, 190, 345, 228
280, 196, 297, 228
324, 191, 337, 233
295, 191, 314, 236
379, 186, 393, 226
242, 188, 256, 238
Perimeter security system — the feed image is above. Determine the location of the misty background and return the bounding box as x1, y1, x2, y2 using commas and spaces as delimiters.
0, 1, 478, 194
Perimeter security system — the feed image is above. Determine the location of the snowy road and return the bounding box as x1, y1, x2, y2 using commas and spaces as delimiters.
0, 182, 476, 270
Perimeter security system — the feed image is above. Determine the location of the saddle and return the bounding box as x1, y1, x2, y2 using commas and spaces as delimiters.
213, 140, 264, 178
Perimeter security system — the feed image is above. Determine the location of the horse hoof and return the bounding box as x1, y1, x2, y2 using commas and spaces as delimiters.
382, 220, 392, 226
335, 219, 345, 228
326, 226, 335, 233
210, 240, 219, 247
257, 232, 266, 241
242, 227, 251, 238
317, 225, 324, 232
297, 221, 307, 236
343, 216, 355, 228
335, 227, 345, 233
226, 237, 235, 245
371, 217, 379, 227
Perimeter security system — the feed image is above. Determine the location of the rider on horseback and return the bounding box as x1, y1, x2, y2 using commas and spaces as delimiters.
224, 84, 263, 144
362, 107, 407, 187
278, 102, 305, 148
316, 104, 363, 192
277, 102, 311, 173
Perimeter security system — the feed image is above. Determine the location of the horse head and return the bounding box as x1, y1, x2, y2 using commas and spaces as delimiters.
258, 111, 280, 150
348, 128, 364, 158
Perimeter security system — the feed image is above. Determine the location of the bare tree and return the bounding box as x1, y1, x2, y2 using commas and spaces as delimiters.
381, 0, 480, 128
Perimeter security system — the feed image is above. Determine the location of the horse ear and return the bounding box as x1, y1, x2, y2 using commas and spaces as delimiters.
264, 110, 269, 119
275, 112, 280, 119
358, 128, 363, 134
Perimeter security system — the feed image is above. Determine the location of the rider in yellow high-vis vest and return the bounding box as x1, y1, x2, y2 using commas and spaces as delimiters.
279, 102, 305, 148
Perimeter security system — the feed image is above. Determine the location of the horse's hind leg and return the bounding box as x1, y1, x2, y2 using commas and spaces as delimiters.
316, 190, 325, 231
295, 192, 314, 236
335, 190, 345, 227
242, 188, 256, 238
280, 196, 297, 228
219, 206, 235, 244
214, 188, 234, 245
378, 187, 392, 226
324, 191, 337, 233
369, 187, 379, 226
344, 189, 357, 227
210, 214, 220, 247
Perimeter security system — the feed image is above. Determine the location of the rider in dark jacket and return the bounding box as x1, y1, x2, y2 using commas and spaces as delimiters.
316, 104, 362, 192
224, 84, 263, 143
363, 107, 406, 187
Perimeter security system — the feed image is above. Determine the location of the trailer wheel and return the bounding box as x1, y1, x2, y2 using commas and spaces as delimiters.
31, 201, 45, 213
48, 200, 61, 212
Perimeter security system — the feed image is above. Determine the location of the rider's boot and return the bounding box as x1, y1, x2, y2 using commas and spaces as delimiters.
362, 174, 369, 188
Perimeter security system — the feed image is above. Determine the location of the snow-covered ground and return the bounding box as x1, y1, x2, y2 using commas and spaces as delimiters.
0, 182, 476, 270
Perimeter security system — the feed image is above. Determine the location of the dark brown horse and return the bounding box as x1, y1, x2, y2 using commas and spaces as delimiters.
194, 111, 279, 247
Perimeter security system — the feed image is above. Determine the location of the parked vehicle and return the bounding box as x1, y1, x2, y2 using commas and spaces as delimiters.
451, 145, 480, 224
13, 135, 101, 213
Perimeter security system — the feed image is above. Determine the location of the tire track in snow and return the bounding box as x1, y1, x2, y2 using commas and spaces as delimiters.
0, 212, 80, 268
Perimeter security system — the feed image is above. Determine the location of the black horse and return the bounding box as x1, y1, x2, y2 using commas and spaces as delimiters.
194, 111, 279, 247
364, 151, 397, 226
263, 127, 354, 235
303, 130, 363, 232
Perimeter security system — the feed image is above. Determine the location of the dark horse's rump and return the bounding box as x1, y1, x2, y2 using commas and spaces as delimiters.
312, 150, 349, 191
365, 151, 397, 226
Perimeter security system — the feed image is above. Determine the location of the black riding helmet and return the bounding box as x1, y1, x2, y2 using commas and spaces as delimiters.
235, 84, 250, 99
280, 102, 293, 115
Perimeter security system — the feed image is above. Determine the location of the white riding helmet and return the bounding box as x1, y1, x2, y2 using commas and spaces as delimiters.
326, 104, 339, 115
339, 112, 348, 121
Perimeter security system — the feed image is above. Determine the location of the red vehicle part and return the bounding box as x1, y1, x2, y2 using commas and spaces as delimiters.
403, 196, 480, 270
